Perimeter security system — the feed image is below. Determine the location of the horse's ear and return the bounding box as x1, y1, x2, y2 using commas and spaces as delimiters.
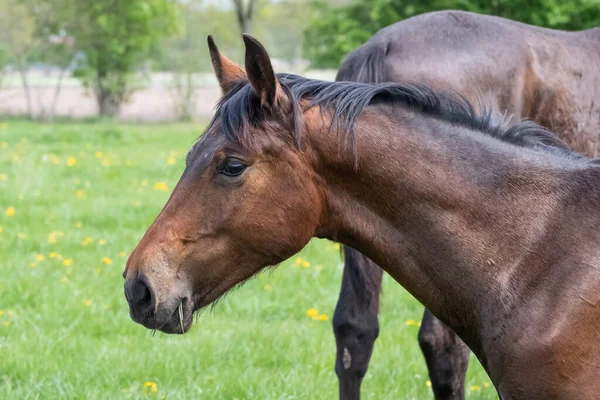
207, 35, 246, 94
242, 33, 282, 106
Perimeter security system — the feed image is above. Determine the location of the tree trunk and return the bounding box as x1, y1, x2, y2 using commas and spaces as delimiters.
170, 71, 197, 121
95, 70, 124, 118
232, 0, 256, 34
97, 89, 121, 118
16, 58, 33, 119
48, 65, 68, 122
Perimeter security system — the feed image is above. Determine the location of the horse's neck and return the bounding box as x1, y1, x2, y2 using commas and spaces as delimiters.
313, 107, 565, 347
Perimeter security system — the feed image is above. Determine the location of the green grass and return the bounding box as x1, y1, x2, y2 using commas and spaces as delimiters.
0, 120, 498, 399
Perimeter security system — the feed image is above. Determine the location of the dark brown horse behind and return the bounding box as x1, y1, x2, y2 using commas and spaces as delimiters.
125, 34, 600, 399
333, 10, 600, 400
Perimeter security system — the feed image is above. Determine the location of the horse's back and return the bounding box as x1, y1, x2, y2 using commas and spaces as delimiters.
341, 10, 600, 156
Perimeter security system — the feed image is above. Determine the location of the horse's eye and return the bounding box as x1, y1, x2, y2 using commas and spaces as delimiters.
219, 158, 247, 177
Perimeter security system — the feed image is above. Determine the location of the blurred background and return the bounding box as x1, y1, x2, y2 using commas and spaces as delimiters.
0, 0, 599, 122
1, 1, 599, 399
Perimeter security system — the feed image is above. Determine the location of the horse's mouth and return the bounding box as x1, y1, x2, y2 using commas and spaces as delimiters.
156, 298, 194, 334
155, 279, 247, 334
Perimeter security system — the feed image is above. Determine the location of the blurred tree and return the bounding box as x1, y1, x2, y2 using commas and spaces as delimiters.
0, 46, 9, 90
233, 0, 258, 34
303, 0, 600, 68
28, 0, 78, 120
69, 0, 178, 117
257, 0, 307, 67
162, 1, 207, 121
0, 0, 38, 117
155, 0, 307, 75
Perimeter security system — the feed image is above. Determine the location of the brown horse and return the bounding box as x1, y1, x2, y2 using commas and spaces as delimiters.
333, 10, 600, 400
125, 34, 600, 399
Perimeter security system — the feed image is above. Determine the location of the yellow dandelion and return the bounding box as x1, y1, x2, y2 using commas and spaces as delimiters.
5, 206, 15, 216
141, 179, 148, 186
405, 319, 416, 326
125, 160, 133, 166
306, 308, 319, 317
0, 226, 3, 233
17, 232, 27, 239
35, 254, 45, 261
0, 173, 6, 180
418, 321, 422, 327
96, 268, 102, 273
75, 221, 82, 228
167, 157, 176, 165
102, 257, 112, 265
317, 314, 329, 321
63, 259, 72, 266
119, 251, 127, 257
144, 381, 158, 393
84, 299, 92, 307
30, 261, 36, 268
49, 251, 58, 258
61, 276, 68, 283
426, 380, 432, 387
294, 257, 304, 266
471, 386, 481, 392
76, 190, 86, 199
95, 151, 103, 158
0, 141, 7, 148
101, 159, 111, 167
483, 382, 490, 388
67, 156, 77, 166
264, 284, 272, 291
104, 304, 109, 309
153, 182, 168, 191
3, 321, 10, 327
302, 261, 310, 268
0, 310, 3, 316
48, 231, 58, 244
98, 239, 106, 245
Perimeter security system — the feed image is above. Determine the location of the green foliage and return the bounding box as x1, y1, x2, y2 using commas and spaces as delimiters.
0, 0, 37, 59
303, 0, 600, 68
69, 0, 178, 116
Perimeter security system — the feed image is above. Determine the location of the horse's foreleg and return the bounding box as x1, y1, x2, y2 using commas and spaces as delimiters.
418, 308, 470, 400
333, 246, 383, 400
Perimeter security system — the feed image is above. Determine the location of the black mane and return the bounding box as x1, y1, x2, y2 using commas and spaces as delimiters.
210, 73, 578, 158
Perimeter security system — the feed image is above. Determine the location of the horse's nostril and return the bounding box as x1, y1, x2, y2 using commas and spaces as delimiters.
125, 276, 154, 311
132, 280, 150, 303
